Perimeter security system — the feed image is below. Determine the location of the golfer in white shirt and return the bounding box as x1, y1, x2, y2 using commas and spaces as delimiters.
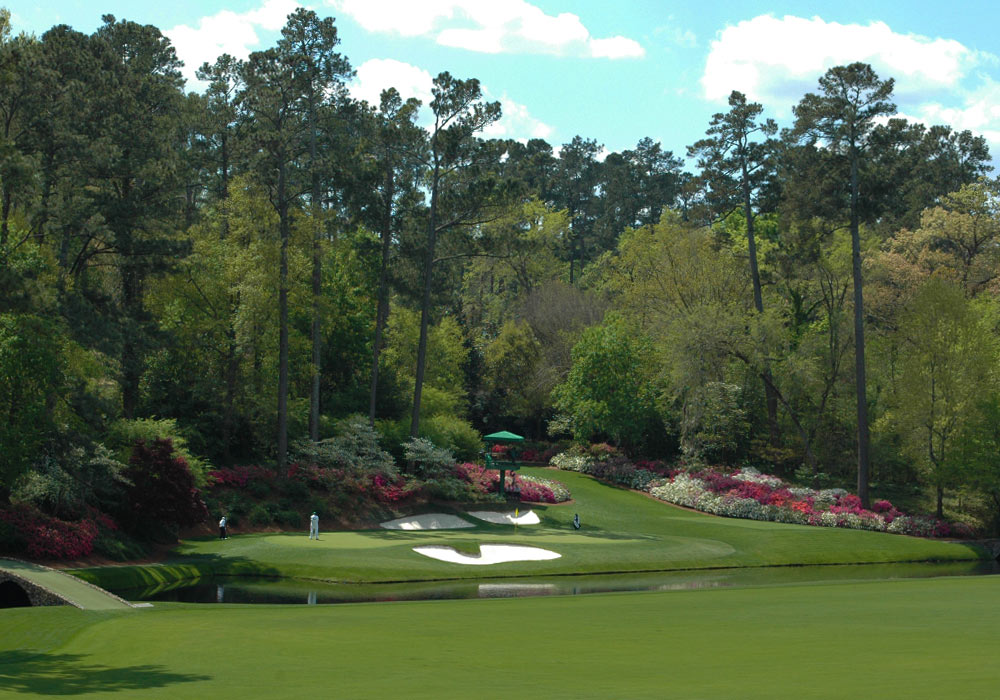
309, 512, 319, 540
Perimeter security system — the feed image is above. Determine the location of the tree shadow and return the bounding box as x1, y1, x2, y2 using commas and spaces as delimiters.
0, 650, 211, 695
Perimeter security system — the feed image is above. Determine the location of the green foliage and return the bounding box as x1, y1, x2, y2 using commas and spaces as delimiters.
421, 414, 482, 461
551, 314, 663, 453
382, 306, 468, 405
106, 418, 212, 488
681, 382, 752, 464
881, 279, 996, 506
0, 313, 64, 491
292, 415, 397, 479
402, 437, 455, 478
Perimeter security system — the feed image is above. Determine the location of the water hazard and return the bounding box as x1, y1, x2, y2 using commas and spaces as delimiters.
118, 560, 1000, 605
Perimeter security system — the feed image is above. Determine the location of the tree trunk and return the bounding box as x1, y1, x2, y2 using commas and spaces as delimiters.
0, 186, 10, 248
410, 161, 439, 439
850, 137, 872, 508
309, 96, 322, 443
743, 160, 780, 447
277, 161, 290, 471
369, 167, 394, 425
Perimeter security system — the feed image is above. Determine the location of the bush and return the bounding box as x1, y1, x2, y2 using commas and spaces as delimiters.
403, 438, 455, 479
107, 418, 212, 488
248, 503, 273, 526
421, 414, 483, 461
275, 510, 302, 527
0, 504, 98, 559
293, 415, 398, 480
93, 529, 148, 561
116, 438, 209, 537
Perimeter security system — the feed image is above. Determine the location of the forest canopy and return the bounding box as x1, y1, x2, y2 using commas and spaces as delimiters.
3, 6, 1000, 538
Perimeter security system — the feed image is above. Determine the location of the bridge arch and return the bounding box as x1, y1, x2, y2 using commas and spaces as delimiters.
0, 579, 32, 608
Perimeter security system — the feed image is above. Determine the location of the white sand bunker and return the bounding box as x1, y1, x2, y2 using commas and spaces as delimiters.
413, 544, 561, 565
467, 509, 540, 526
380, 513, 474, 530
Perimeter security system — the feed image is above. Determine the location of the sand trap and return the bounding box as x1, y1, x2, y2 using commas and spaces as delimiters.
413, 544, 561, 565
467, 509, 540, 526
380, 513, 474, 530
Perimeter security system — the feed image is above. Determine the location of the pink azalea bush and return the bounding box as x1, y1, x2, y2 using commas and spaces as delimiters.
453, 462, 569, 503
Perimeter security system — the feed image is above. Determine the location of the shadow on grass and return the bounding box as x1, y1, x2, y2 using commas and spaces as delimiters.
74, 553, 283, 596
0, 651, 210, 695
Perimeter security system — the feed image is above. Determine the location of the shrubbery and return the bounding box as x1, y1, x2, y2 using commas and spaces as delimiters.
551, 449, 973, 538
0, 504, 100, 559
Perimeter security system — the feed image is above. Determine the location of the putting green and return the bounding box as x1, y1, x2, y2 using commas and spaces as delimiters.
2, 577, 998, 698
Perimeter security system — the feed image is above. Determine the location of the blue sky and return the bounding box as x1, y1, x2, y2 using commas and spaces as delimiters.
11, 1, 1000, 165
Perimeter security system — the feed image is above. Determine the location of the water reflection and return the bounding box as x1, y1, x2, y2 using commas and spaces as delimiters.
117, 560, 1000, 606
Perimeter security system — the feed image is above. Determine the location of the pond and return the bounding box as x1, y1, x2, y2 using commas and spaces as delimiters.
116, 560, 1000, 605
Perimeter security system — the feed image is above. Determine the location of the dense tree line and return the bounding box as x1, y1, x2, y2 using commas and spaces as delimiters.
3, 7, 1000, 534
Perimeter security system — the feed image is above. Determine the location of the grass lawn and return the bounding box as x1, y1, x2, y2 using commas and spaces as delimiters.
73, 468, 986, 591
2, 576, 999, 699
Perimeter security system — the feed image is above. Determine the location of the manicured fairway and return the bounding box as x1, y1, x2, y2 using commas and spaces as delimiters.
2, 576, 999, 698
74, 469, 985, 591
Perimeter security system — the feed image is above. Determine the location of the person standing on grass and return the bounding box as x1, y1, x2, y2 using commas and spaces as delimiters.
219, 515, 228, 540
309, 512, 319, 540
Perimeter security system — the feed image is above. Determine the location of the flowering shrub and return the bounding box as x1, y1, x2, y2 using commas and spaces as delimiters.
0, 504, 99, 560
553, 451, 973, 538
453, 463, 569, 503
371, 474, 421, 503
208, 465, 276, 489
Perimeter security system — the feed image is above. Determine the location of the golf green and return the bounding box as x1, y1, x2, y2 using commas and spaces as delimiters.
73, 469, 985, 592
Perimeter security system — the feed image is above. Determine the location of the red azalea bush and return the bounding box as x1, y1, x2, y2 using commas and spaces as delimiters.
208, 465, 276, 488
0, 504, 99, 559
371, 474, 421, 503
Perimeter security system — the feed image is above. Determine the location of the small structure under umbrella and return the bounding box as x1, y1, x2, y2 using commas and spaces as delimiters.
482, 430, 525, 497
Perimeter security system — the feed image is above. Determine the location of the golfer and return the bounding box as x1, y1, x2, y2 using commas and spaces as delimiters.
309, 512, 319, 540
219, 515, 228, 539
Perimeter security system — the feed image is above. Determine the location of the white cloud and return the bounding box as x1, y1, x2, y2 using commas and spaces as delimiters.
701, 15, 978, 115
895, 78, 1000, 154
329, 0, 644, 59
351, 58, 435, 107
350, 59, 552, 142
483, 94, 554, 141
166, 0, 302, 90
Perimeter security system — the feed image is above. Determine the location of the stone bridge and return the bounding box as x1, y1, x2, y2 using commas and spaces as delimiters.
0, 568, 69, 608
0, 558, 135, 610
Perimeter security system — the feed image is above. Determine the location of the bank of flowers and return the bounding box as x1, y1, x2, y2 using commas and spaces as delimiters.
0, 504, 102, 559
551, 449, 973, 538
454, 462, 570, 503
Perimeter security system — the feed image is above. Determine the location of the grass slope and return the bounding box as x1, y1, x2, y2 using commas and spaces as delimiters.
73, 469, 984, 591
2, 577, 999, 698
